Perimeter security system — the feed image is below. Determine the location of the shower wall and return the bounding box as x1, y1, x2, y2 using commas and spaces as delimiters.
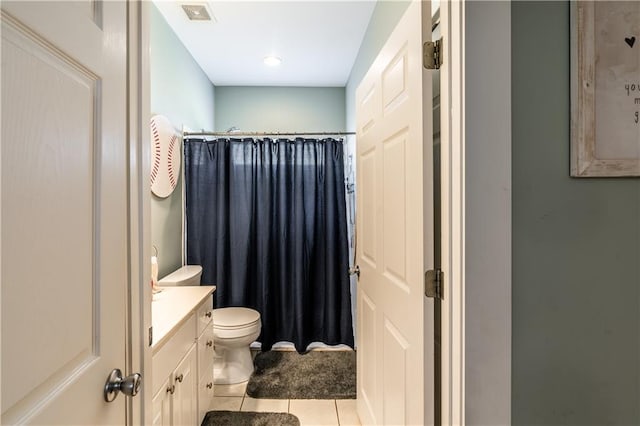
214, 86, 345, 132
215, 86, 354, 346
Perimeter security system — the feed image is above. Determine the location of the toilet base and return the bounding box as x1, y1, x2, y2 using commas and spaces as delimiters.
213, 344, 255, 384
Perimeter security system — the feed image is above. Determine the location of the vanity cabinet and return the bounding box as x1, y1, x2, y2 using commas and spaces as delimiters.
151, 286, 215, 426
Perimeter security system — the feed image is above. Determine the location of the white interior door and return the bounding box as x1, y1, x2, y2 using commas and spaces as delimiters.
1, 1, 130, 424
355, 1, 434, 424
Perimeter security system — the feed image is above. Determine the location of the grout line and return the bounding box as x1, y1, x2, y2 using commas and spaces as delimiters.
335, 399, 340, 425
239, 392, 246, 412
287, 399, 291, 414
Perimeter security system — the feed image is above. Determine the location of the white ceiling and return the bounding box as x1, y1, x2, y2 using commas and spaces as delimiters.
153, 1, 377, 87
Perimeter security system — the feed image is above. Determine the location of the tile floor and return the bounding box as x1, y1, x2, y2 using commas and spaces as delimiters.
211, 381, 361, 426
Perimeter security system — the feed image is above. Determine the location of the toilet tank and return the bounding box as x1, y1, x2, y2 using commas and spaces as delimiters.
158, 265, 202, 286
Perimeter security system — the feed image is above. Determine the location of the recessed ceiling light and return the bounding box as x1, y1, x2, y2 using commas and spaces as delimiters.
181, 4, 215, 22
263, 56, 282, 67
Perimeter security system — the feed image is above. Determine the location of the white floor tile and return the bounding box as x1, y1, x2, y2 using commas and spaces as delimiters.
214, 381, 248, 397
289, 399, 339, 426
336, 399, 361, 426
211, 396, 243, 411
241, 396, 289, 413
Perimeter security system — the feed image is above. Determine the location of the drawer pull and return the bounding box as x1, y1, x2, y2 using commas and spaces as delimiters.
205, 311, 212, 318
206, 382, 213, 389
175, 374, 184, 383
206, 340, 213, 347
167, 384, 175, 394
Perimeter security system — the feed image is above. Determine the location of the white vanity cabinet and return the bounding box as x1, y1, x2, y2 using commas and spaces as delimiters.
151, 286, 215, 426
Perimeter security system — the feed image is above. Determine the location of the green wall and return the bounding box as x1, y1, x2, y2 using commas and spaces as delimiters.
150, 4, 215, 278
512, 2, 640, 424
214, 86, 345, 132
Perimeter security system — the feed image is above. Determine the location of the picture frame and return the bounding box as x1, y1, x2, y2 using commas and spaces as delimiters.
571, 1, 640, 177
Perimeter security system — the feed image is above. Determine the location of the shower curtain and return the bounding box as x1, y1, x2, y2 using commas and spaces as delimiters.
184, 137, 354, 352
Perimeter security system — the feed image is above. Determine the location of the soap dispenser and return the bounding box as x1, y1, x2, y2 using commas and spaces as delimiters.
151, 246, 161, 294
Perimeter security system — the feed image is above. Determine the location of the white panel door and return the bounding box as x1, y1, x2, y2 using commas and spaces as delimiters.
355, 1, 434, 424
1, 1, 130, 424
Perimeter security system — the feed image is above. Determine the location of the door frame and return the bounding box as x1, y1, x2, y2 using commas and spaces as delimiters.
439, 1, 512, 424
125, 0, 514, 423
127, 1, 152, 424
438, 2, 464, 422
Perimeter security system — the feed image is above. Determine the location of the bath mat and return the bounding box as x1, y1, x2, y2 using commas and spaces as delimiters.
201, 410, 300, 426
247, 350, 356, 399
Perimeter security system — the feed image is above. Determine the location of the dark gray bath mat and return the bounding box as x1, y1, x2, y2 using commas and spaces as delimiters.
247, 350, 356, 399
201, 411, 300, 426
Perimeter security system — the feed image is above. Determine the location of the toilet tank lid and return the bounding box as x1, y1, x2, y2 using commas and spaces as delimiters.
212, 307, 260, 327
158, 265, 202, 284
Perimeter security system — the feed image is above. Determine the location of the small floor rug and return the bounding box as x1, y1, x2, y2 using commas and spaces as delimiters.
246, 350, 356, 399
201, 411, 300, 426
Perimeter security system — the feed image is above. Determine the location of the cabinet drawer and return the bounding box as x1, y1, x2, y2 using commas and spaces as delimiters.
196, 295, 213, 336
152, 314, 196, 395
198, 325, 215, 377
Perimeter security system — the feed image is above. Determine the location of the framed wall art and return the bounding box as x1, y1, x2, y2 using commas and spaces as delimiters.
571, 1, 640, 177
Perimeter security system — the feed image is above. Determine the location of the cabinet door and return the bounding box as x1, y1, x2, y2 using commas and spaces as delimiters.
152, 376, 172, 426
198, 326, 215, 379
198, 375, 214, 423
173, 345, 197, 426
197, 326, 215, 423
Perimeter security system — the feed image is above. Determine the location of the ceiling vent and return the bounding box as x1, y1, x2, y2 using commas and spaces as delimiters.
181, 4, 215, 22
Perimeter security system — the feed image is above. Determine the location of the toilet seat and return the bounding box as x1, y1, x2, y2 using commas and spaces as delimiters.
213, 307, 260, 329
214, 319, 260, 331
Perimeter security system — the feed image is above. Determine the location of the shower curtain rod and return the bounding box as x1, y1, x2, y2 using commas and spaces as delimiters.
183, 131, 356, 137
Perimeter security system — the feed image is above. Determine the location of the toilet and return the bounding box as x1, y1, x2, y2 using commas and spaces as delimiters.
158, 264, 261, 384
212, 307, 261, 384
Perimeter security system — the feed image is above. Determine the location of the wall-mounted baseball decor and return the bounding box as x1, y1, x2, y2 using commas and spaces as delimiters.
571, 2, 640, 177
150, 114, 181, 197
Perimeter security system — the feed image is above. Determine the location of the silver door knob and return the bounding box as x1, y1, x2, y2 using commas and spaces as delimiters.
104, 369, 142, 402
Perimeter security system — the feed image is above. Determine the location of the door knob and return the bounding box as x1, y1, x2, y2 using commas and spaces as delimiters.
104, 369, 142, 402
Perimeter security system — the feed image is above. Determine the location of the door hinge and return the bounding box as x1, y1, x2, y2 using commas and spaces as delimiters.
425, 269, 444, 299
148, 326, 153, 347
423, 37, 443, 70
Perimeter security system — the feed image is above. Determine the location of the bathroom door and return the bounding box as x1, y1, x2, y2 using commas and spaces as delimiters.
1, 1, 132, 424
355, 1, 435, 424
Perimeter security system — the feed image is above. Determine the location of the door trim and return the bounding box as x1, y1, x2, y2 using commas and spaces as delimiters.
126, 1, 152, 424
438, 1, 465, 423
439, 1, 512, 424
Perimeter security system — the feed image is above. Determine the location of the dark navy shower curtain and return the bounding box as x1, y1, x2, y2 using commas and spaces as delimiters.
184, 138, 354, 352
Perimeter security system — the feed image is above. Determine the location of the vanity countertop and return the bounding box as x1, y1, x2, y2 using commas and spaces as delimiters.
151, 285, 216, 351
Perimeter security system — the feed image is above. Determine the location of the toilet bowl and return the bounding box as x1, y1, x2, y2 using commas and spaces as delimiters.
212, 307, 262, 384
